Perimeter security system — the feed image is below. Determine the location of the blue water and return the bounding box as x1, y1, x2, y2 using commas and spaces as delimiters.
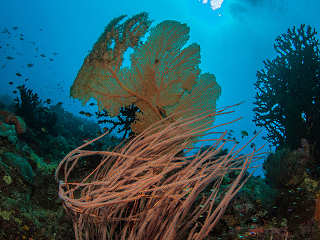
1, 0, 319, 176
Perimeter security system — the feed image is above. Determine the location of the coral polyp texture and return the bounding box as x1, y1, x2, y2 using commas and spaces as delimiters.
70, 12, 221, 135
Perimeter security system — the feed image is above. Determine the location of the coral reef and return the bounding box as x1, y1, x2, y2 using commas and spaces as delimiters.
0, 88, 122, 239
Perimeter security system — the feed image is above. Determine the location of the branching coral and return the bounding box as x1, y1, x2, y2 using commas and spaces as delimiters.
56, 107, 263, 240
14, 85, 57, 134
253, 24, 320, 151
96, 104, 139, 140
71, 12, 221, 135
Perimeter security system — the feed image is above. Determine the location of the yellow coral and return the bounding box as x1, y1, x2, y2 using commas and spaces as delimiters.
2, 175, 12, 185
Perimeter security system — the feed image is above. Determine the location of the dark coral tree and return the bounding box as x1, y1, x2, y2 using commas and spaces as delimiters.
14, 85, 57, 134
253, 24, 320, 154
96, 104, 139, 140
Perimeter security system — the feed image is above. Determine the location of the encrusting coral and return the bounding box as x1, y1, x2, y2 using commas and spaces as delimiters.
0, 110, 26, 135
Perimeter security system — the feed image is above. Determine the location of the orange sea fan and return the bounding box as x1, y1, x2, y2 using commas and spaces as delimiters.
70, 13, 221, 135
56, 106, 264, 240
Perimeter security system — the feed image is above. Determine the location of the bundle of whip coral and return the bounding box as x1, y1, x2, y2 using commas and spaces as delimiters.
56, 106, 263, 240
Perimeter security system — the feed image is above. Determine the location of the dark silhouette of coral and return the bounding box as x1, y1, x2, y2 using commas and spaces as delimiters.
253, 24, 320, 154
96, 104, 139, 140
14, 85, 57, 134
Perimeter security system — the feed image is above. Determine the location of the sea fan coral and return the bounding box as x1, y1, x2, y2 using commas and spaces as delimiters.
62, 13, 262, 240
70, 12, 221, 135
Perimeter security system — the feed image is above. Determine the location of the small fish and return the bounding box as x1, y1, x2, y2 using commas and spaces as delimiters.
20, 37, 24, 40
83, 138, 90, 143
27, 63, 34, 67
240, 130, 248, 138
49, 58, 54, 61
40, 28, 43, 31
8, 81, 13, 85
12, 26, 18, 30
85, 112, 92, 117
41, 127, 47, 133
1, 27, 9, 34
52, 52, 58, 55
89, 102, 95, 106
40, 53, 46, 57
6, 56, 14, 60
13, 90, 17, 94
45, 98, 51, 104
25, 78, 29, 82
16, 72, 22, 77
79, 110, 85, 115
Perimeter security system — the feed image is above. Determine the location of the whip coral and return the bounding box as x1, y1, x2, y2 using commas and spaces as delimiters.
56, 106, 263, 240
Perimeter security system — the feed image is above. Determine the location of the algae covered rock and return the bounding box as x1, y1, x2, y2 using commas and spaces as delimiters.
3, 152, 35, 183
0, 122, 18, 144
